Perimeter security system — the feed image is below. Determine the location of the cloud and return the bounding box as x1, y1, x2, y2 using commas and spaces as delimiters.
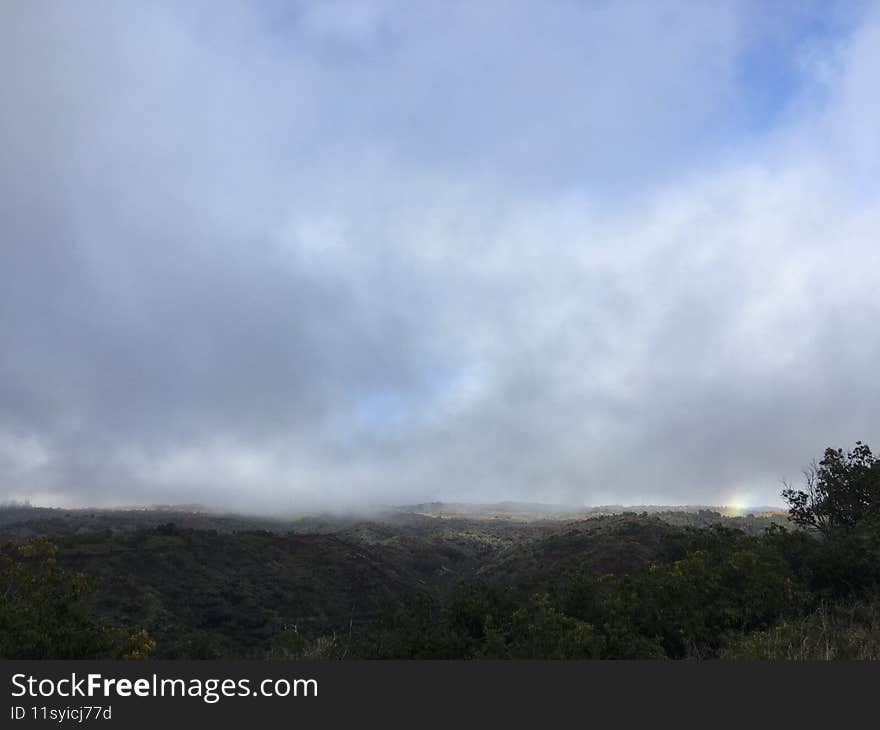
1, 1, 878, 510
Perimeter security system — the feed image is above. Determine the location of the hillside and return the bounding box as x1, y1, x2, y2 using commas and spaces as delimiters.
0, 503, 788, 658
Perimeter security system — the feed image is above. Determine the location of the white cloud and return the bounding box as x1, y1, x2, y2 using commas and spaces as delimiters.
1, 1, 878, 510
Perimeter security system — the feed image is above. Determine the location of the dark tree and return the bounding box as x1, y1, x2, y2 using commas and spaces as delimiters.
0, 537, 154, 659
782, 442, 880, 534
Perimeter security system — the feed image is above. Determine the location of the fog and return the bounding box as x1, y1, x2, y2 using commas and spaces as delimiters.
2, 1, 879, 512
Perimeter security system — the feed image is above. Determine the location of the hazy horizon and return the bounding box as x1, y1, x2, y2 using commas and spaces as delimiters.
2, 1, 879, 512
0, 497, 786, 519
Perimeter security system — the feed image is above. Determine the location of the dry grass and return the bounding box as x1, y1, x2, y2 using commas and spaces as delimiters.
722, 599, 880, 659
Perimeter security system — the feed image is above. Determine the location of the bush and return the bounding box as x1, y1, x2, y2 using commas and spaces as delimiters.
0, 537, 154, 659
721, 599, 880, 659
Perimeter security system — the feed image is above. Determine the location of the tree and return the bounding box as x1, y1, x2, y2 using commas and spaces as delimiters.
0, 537, 154, 659
782, 442, 880, 535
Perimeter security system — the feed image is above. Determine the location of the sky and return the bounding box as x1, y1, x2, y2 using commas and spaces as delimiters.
1, 1, 879, 512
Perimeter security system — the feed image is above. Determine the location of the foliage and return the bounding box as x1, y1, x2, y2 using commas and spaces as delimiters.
721, 598, 880, 659
782, 442, 880, 534
2, 444, 879, 660
0, 537, 154, 659
269, 627, 341, 660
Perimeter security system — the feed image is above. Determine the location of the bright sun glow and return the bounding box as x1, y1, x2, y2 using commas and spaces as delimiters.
724, 497, 750, 516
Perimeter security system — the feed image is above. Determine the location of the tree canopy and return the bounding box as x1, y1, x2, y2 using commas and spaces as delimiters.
783, 441, 880, 534
0, 536, 154, 659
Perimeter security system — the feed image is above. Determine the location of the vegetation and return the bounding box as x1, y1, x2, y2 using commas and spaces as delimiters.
1, 441, 879, 659
0, 536, 154, 659
782, 442, 880, 534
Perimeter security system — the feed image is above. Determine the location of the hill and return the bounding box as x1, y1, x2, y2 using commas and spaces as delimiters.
0, 503, 789, 658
